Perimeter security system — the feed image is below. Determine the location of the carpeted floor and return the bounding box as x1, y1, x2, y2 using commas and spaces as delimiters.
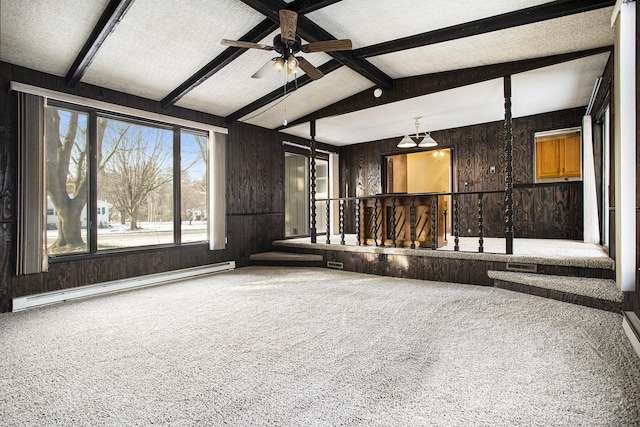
1, 266, 639, 426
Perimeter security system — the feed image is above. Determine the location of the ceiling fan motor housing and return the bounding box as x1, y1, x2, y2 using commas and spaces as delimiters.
273, 34, 302, 55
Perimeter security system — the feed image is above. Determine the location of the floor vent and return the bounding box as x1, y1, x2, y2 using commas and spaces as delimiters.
506, 262, 537, 273
327, 261, 344, 269
12, 261, 236, 312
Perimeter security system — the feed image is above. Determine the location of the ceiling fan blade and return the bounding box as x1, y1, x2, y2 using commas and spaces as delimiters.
279, 9, 298, 44
221, 39, 273, 51
296, 57, 324, 80
251, 59, 275, 79
301, 39, 352, 53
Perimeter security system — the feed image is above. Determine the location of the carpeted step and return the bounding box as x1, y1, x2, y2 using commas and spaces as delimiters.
488, 270, 623, 313
249, 251, 324, 267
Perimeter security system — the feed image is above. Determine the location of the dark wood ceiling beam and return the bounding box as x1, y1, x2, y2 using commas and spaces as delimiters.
288, 0, 343, 14
353, 0, 615, 59
160, 19, 277, 108
240, 0, 393, 89
225, 59, 343, 124
65, 0, 135, 87
282, 46, 613, 129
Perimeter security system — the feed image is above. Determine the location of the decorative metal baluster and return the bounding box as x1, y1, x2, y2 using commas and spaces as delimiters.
504, 76, 514, 254
373, 197, 379, 246
310, 121, 317, 243
339, 199, 345, 245
478, 194, 484, 253
355, 199, 361, 246
453, 195, 460, 251
391, 197, 397, 248
326, 199, 331, 244
431, 197, 438, 250
410, 196, 416, 249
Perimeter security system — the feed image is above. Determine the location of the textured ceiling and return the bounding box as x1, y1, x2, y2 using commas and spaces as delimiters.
0, 0, 616, 146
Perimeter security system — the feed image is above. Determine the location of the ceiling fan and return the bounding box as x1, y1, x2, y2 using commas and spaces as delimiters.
221, 9, 352, 80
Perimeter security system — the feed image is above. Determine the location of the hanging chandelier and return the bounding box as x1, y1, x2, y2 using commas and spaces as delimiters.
397, 118, 438, 148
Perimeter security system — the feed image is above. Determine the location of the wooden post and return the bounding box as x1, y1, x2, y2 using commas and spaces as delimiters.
410, 196, 416, 249
373, 197, 379, 246
504, 76, 514, 254
453, 195, 460, 251
478, 194, 484, 253
339, 199, 345, 245
431, 197, 438, 250
325, 199, 331, 244
391, 196, 397, 248
310, 120, 317, 243
355, 199, 361, 246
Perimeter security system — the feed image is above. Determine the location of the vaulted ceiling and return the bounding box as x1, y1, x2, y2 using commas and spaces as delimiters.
1, 0, 615, 145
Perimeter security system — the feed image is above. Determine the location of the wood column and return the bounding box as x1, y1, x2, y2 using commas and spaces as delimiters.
310, 120, 317, 243
504, 75, 514, 254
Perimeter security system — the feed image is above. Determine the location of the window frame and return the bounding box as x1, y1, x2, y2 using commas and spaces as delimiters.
43, 99, 220, 260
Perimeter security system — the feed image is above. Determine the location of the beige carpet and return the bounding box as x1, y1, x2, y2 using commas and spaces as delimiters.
1, 266, 639, 426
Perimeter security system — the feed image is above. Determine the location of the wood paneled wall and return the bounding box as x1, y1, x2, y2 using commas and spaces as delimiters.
0, 63, 284, 312
340, 107, 586, 240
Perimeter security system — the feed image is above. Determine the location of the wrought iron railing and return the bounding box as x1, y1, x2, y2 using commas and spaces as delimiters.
312, 190, 511, 254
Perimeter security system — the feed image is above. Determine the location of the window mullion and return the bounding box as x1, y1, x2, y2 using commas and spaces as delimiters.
89, 111, 98, 253
173, 126, 182, 244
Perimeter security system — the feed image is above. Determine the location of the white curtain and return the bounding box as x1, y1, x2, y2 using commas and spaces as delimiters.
209, 131, 226, 250
582, 115, 600, 244
16, 92, 48, 275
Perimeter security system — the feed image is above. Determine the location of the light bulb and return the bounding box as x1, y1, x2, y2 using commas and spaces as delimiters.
272, 58, 285, 73
287, 56, 298, 73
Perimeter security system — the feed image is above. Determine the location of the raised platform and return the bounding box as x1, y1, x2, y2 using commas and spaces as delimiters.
273, 235, 613, 282
249, 251, 324, 267
488, 270, 623, 312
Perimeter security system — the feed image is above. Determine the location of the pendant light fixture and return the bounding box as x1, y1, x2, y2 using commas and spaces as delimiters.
397, 118, 438, 148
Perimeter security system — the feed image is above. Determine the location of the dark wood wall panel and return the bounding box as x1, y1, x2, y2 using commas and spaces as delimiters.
340, 107, 585, 239
514, 183, 583, 239
0, 63, 284, 312
226, 122, 283, 215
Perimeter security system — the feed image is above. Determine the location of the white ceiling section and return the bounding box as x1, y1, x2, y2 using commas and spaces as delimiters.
511, 53, 611, 118
282, 79, 507, 146
0, 0, 111, 76
367, 8, 614, 79
243, 66, 374, 129
306, 0, 555, 49
82, 0, 265, 101
0, 0, 616, 147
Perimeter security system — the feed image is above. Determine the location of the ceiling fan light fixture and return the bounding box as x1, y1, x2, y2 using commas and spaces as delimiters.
287, 56, 299, 73
272, 57, 285, 72
397, 135, 417, 148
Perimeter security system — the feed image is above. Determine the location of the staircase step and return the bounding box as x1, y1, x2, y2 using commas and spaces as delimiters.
488, 270, 623, 313
249, 251, 324, 267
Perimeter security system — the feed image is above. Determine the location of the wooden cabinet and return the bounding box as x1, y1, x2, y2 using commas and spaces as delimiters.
535, 133, 581, 181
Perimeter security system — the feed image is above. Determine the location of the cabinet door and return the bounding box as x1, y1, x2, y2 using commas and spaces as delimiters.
560, 136, 581, 177
535, 139, 559, 179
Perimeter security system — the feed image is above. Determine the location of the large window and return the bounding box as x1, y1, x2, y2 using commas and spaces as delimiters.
45, 102, 213, 256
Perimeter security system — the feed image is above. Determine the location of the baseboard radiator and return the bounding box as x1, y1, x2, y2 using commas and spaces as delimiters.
12, 261, 236, 312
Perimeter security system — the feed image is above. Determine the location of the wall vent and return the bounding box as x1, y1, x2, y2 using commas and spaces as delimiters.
12, 261, 236, 312
327, 261, 344, 269
506, 262, 537, 273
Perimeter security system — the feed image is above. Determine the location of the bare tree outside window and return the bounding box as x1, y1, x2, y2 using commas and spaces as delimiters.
181, 132, 208, 243
45, 105, 209, 254
98, 118, 173, 248
45, 108, 89, 254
